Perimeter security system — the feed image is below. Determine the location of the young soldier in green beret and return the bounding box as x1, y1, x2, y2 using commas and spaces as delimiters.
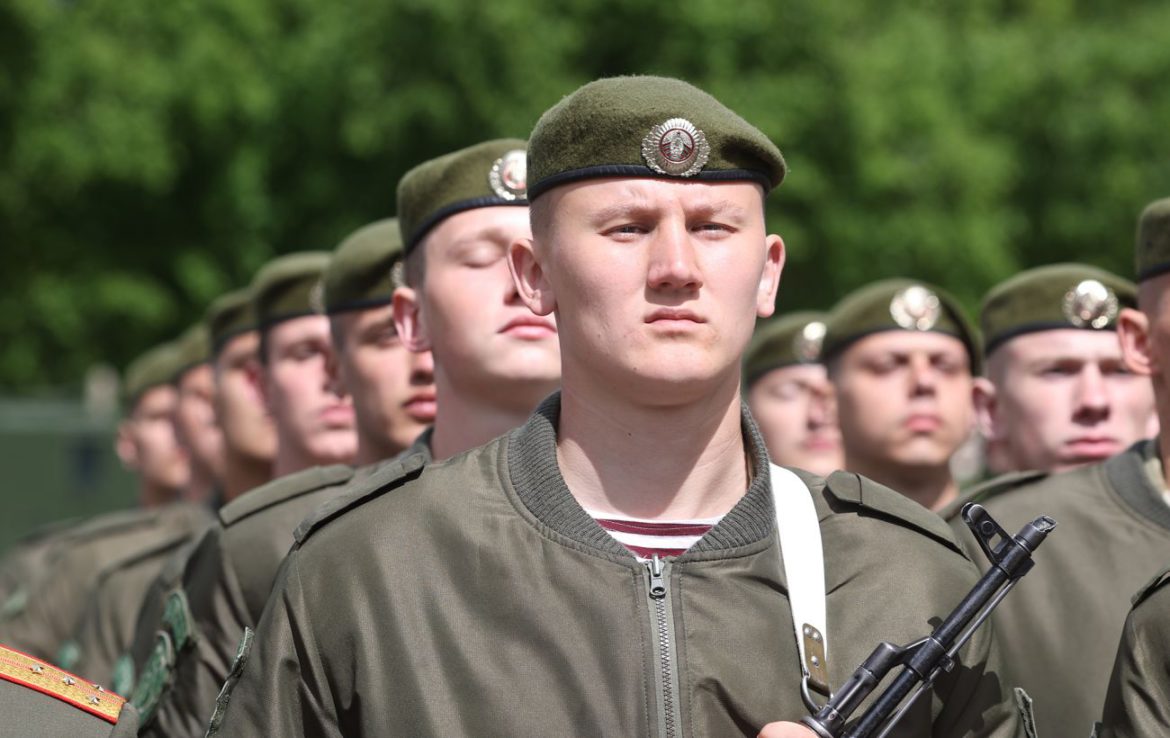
251, 252, 357, 476
0, 344, 213, 664
170, 323, 226, 506
128, 223, 437, 736
210, 76, 1017, 738
743, 312, 842, 476
974, 264, 1154, 475
392, 139, 560, 460
823, 280, 980, 512
951, 197, 1170, 738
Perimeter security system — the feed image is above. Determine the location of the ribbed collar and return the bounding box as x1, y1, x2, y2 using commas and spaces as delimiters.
506, 392, 776, 561
1105, 438, 1170, 532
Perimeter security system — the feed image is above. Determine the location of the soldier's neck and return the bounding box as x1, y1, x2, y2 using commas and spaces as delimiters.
182, 465, 220, 506
845, 456, 958, 512
139, 481, 182, 509
220, 449, 272, 503
429, 373, 557, 462
555, 378, 748, 521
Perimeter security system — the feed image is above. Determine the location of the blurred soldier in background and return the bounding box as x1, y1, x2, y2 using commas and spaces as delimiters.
205, 288, 276, 503
974, 263, 1155, 474
951, 197, 1170, 738
823, 279, 980, 512
743, 311, 843, 476
0, 343, 212, 663
252, 252, 357, 476
170, 324, 226, 507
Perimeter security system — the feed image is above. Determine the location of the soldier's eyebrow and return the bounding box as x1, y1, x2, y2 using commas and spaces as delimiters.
588, 202, 659, 227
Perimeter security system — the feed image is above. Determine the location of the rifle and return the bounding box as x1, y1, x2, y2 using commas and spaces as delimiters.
800, 503, 1056, 738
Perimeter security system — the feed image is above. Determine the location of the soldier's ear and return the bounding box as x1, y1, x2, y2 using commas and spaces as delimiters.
1118, 307, 1153, 376
508, 236, 556, 316
115, 419, 140, 471
392, 285, 431, 353
972, 377, 1000, 441
756, 234, 785, 319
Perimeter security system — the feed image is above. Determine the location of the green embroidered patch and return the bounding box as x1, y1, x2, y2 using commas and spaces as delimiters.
131, 631, 175, 725
112, 653, 135, 697
56, 639, 80, 671
0, 586, 28, 620
205, 627, 254, 736
162, 589, 194, 651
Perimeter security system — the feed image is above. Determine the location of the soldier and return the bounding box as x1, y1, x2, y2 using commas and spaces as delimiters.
822, 280, 981, 512
251, 252, 358, 476
205, 288, 276, 503
114, 343, 192, 508
743, 311, 843, 476
0, 642, 140, 737
170, 323, 225, 506
208, 76, 1018, 738
974, 263, 1154, 474
1098, 565, 1170, 737
0, 345, 212, 663
949, 197, 1170, 738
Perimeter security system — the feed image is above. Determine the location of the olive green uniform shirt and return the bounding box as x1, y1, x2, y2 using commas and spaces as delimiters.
135, 433, 432, 736
210, 396, 1019, 737
0, 504, 212, 662
948, 440, 1170, 738
1098, 566, 1170, 737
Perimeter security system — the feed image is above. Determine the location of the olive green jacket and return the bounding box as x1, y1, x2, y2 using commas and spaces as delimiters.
1098, 566, 1170, 737
135, 433, 433, 736
948, 440, 1170, 738
210, 396, 1020, 737
0, 504, 212, 663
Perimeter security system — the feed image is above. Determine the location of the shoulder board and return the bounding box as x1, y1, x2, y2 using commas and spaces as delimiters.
294, 453, 427, 545
93, 527, 196, 585
823, 470, 964, 554
219, 464, 355, 528
955, 469, 1050, 513
0, 643, 125, 723
64, 508, 162, 545
1132, 565, 1170, 608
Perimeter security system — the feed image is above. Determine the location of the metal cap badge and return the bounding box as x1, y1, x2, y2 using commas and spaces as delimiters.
1062, 279, 1118, 329
642, 118, 711, 177
890, 285, 941, 331
794, 320, 827, 363
308, 280, 326, 315
489, 149, 527, 201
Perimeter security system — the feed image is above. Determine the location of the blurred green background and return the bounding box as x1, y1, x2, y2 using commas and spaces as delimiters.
2, 0, 1170, 546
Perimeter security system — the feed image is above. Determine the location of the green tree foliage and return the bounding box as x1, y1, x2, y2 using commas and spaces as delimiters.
1, 0, 1169, 389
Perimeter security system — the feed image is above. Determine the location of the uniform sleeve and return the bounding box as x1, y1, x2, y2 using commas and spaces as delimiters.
931, 611, 1026, 738
206, 547, 341, 737
1099, 605, 1170, 738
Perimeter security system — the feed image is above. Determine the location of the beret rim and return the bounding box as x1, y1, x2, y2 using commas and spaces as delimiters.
1138, 261, 1170, 283
527, 164, 774, 201
258, 309, 318, 331
821, 326, 974, 368
985, 320, 1123, 356
406, 196, 528, 254
324, 296, 394, 316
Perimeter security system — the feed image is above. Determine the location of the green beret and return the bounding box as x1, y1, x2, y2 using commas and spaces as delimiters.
171, 323, 212, 381
823, 279, 982, 374
527, 75, 785, 201
250, 252, 331, 330
123, 342, 183, 409
743, 311, 828, 386
206, 288, 257, 356
398, 139, 528, 254
982, 263, 1136, 355
1135, 197, 1170, 282
322, 218, 403, 314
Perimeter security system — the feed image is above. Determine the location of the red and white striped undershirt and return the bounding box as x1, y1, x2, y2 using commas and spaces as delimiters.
587, 510, 723, 561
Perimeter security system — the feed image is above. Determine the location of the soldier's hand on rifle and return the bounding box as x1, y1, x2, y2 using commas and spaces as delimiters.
758, 721, 817, 737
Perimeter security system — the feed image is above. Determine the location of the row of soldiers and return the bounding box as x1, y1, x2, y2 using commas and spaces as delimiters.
0, 75, 1168, 737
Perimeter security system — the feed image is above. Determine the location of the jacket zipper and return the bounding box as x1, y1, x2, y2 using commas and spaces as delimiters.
645, 554, 681, 738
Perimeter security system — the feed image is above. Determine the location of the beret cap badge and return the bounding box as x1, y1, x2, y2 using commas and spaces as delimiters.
890, 285, 941, 331
794, 320, 827, 363
1062, 279, 1118, 329
488, 149, 527, 201
308, 280, 326, 315
642, 117, 710, 177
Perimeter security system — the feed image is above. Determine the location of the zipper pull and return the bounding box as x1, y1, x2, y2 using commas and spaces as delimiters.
646, 554, 666, 599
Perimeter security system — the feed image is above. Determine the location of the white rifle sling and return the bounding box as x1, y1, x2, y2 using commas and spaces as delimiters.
769, 463, 831, 697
